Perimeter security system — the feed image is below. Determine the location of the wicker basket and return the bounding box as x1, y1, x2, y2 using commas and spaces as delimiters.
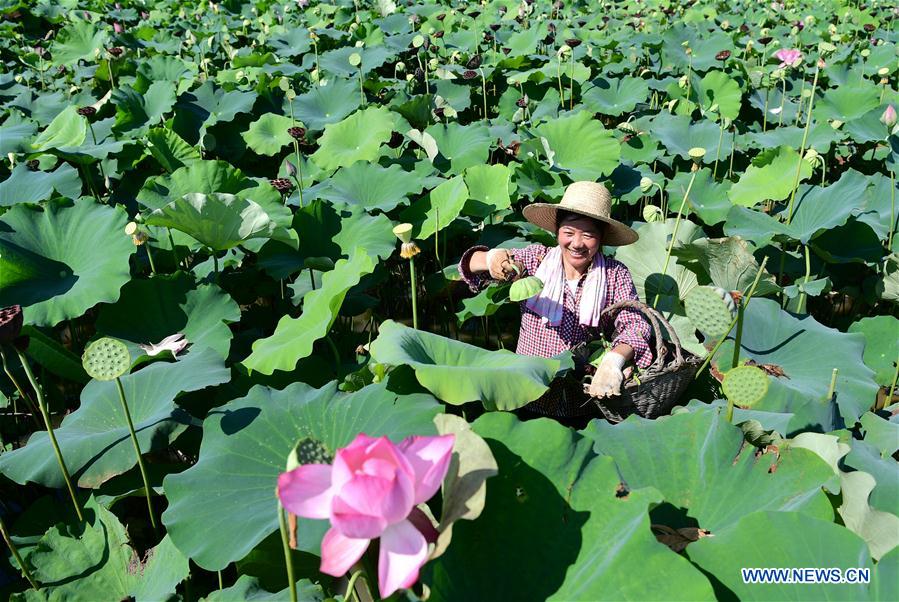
581, 300, 702, 423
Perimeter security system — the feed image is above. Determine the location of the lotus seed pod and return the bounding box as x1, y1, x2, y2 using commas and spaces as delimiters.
639, 177, 654, 193
412, 34, 424, 48
685, 285, 736, 337
878, 67, 889, 76
278, 77, 290, 92
804, 148, 819, 164
0, 305, 23, 344
688, 147, 707, 160
395, 61, 405, 72
509, 276, 544, 302
642, 205, 663, 223
82, 337, 131, 381
393, 223, 413, 244
348, 52, 361, 67
285, 437, 332, 471
428, 58, 439, 70
124, 222, 139, 236
722, 365, 769, 407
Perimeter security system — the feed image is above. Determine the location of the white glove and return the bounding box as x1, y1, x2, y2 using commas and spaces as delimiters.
486, 248, 520, 281
713, 286, 737, 317
584, 351, 627, 398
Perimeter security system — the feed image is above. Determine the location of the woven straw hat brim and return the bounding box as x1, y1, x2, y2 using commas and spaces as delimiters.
522, 203, 639, 246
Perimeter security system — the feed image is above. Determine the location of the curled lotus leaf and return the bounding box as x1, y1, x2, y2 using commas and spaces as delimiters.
509, 276, 544, 302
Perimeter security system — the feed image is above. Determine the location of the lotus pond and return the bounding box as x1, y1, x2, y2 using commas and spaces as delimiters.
1, 0, 898, 599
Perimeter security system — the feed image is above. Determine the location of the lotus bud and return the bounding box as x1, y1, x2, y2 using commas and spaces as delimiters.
509, 276, 544, 302
639, 177, 654, 193
882, 105, 897, 128
393, 223, 413, 244
817, 57, 826, 69
285, 160, 297, 177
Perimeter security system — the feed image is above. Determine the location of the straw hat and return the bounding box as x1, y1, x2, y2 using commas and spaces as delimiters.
522, 181, 638, 246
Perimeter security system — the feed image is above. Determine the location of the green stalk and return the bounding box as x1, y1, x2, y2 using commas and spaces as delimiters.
480, 68, 488, 121
798, 244, 811, 313
345, 569, 365, 602
695, 256, 769, 379
277, 504, 297, 602
114, 377, 157, 533
357, 65, 364, 106
1, 347, 40, 426
727, 128, 736, 179
795, 78, 807, 126
731, 303, 745, 370
785, 62, 820, 225
652, 169, 698, 308
713, 122, 724, 179
778, 75, 786, 126
557, 55, 564, 107
0, 514, 38, 591
889, 170, 895, 251
887, 351, 899, 405
826, 368, 839, 402
167, 228, 184, 270
762, 87, 769, 132
409, 256, 418, 329
144, 242, 157, 276
309, 268, 316, 290
568, 53, 574, 110
10, 347, 83, 522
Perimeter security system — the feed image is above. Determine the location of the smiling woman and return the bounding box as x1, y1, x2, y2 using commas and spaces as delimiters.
460, 181, 652, 424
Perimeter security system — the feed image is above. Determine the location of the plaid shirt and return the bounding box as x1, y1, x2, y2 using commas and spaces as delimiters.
459, 244, 653, 417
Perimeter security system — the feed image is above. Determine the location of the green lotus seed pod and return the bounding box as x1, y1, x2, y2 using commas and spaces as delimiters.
685, 286, 736, 337
642, 205, 663, 223
688, 147, 707, 160
348, 52, 361, 67
412, 34, 424, 48
509, 276, 544, 302
722, 365, 769, 407
286, 437, 333, 471
82, 337, 131, 381
639, 176, 654, 193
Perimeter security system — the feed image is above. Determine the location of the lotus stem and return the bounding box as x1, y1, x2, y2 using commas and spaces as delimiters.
0, 514, 38, 591
795, 78, 807, 126
309, 268, 316, 290
345, 569, 365, 602
278, 503, 297, 602
798, 244, 812, 313
218, 570, 224, 590
557, 55, 564, 107
652, 169, 698, 309
480, 68, 488, 121
10, 347, 83, 522
713, 122, 725, 179
727, 128, 736, 179
696, 256, 769, 379
731, 303, 745, 371
409, 256, 418, 329
108, 58, 116, 91
826, 368, 839, 402
778, 76, 786, 126
145, 241, 157, 275
114, 377, 157, 533
166, 228, 184, 270
763, 87, 769, 132
212, 251, 219, 280
325, 336, 341, 373
357, 65, 364, 105
293, 143, 305, 207
887, 350, 899, 404
38, 55, 45, 91
568, 53, 575, 110
0, 347, 40, 426
785, 62, 820, 225
79, 164, 101, 201
889, 170, 895, 252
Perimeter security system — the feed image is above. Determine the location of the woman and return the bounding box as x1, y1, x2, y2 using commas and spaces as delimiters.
459, 181, 652, 423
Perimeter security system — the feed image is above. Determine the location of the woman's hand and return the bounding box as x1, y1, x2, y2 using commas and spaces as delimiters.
486, 249, 522, 281
584, 350, 627, 398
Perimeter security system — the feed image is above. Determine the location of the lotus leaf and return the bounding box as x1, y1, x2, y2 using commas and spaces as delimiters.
728, 146, 813, 208
848, 316, 899, 387
425, 122, 492, 175
859, 413, 899, 457
788, 170, 871, 244
845, 440, 899, 516
697, 70, 742, 121
203, 575, 324, 601
173, 80, 257, 141
310, 106, 396, 171
463, 164, 514, 217
242, 113, 295, 156
242, 250, 375, 375
285, 78, 361, 131
319, 45, 391, 77
0, 347, 228, 488
0, 199, 134, 327
324, 162, 422, 212
402, 175, 469, 240
369, 319, 571, 410
49, 20, 109, 66
137, 160, 253, 210
455, 283, 512, 323
162, 380, 441, 569
672, 236, 781, 296
0, 120, 37, 154
112, 81, 177, 134
146, 127, 201, 172
581, 77, 650, 116
855, 172, 899, 241
650, 114, 732, 163
423, 413, 715, 600
534, 111, 620, 180
817, 82, 882, 123
666, 168, 733, 226
0, 163, 81, 206
30, 106, 87, 151
717, 298, 879, 432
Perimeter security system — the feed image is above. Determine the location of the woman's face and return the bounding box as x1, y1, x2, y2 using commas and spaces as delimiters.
557, 215, 602, 273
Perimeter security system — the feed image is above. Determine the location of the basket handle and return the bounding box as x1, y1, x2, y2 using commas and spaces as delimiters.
599, 299, 685, 370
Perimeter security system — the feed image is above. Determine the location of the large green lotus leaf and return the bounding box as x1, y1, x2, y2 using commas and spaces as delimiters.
581, 76, 650, 116
813, 220, 892, 264
146, 127, 202, 172
855, 172, 898, 241
743, 122, 843, 155
848, 316, 899, 387
0, 200, 134, 327
135, 55, 198, 95
324, 162, 422, 212
318, 45, 391, 77
717, 298, 879, 432
788, 169, 871, 244
0, 347, 228, 488
672, 236, 781, 297
402, 175, 469, 240
873, 546, 899, 602
369, 320, 571, 410
112, 81, 177, 134
859, 413, 899, 457
242, 251, 375, 375
174, 80, 257, 140
433, 79, 472, 113
13, 498, 189, 602
667, 167, 733, 226
310, 107, 396, 171
728, 146, 812, 207
584, 405, 834, 532
455, 283, 512, 323
535, 111, 620, 180
204, 575, 324, 601
30, 106, 87, 151
649, 114, 732, 163
845, 440, 899, 516
162, 380, 442, 570
424, 122, 491, 175
688, 512, 876, 601
332, 210, 396, 262
423, 413, 714, 601
242, 113, 295, 156
878, 254, 899, 303
137, 160, 254, 210
50, 20, 108, 65
0, 163, 81, 206
0, 120, 37, 154
267, 27, 312, 58
284, 78, 360, 131
463, 164, 513, 217
96, 273, 239, 360
817, 82, 882, 122
724, 205, 791, 247
697, 70, 742, 121
144, 192, 295, 251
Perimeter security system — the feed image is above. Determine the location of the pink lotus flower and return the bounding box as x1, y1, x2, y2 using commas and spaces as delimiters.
775, 48, 803, 68
278, 433, 455, 599
881, 105, 897, 128
113, 21, 123, 34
